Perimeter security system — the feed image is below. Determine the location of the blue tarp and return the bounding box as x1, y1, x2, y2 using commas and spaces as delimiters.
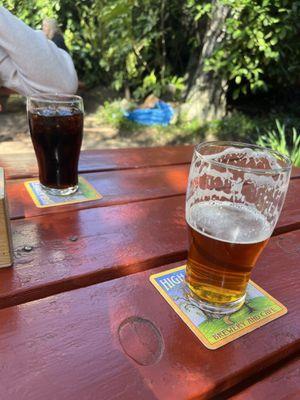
124, 100, 174, 126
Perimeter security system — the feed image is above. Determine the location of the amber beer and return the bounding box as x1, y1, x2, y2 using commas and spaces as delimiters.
186, 201, 272, 306
186, 141, 291, 314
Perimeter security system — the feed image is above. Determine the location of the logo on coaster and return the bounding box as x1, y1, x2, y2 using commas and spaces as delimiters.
150, 265, 287, 350
25, 176, 102, 208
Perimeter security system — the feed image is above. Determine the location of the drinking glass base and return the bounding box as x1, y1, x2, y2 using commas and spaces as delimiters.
188, 291, 246, 315
40, 184, 78, 196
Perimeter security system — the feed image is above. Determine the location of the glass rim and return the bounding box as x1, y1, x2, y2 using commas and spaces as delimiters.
27, 93, 83, 104
195, 140, 292, 175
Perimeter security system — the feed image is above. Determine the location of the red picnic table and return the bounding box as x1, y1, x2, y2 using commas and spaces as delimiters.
0, 145, 299, 399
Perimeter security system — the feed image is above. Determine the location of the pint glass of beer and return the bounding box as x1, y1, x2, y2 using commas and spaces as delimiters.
27, 94, 84, 196
186, 141, 291, 314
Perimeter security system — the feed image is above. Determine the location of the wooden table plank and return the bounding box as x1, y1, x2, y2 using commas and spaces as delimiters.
228, 356, 300, 400
7, 165, 189, 219
0, 230, 299, 400
2, 183, 300, 311
273, 179, 300, 235
0, 196, 187, 309
291, 166, 300, 179
1, 148, 299, 181
1, 146, 299, 399
6, 168, 300, 233
0, 146, 193, 180
2, 177, 300, 310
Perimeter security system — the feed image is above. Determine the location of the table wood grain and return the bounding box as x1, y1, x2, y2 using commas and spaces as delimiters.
5, 167, 300, 229
1, 146, 193, 180
0, 196, 187, 309
0, 147, 299, 399
0, 227, 299, 400
229, 356, 300, 400
1, 187, 300, 310
7, 164, 189, 219
1, 147, 299, 180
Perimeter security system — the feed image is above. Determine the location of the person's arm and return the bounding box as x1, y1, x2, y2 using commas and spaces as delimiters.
0, 6, 78, 95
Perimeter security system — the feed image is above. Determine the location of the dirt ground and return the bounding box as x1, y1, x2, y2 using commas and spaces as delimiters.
0, 87, 162, 154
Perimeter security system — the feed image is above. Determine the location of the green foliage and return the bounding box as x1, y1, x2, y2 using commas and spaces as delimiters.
95, 0, 191, 98
134, 74, 186, 99
203, 0, 300, 99
95, 99, 300, 151
97, 100, 132, 127
3, 1, 300, 101
2, 0, 194, 95
2, 1, 58, 26
94, 99, 204, 145
257, 120, 300, 166
204, 112, 259, 143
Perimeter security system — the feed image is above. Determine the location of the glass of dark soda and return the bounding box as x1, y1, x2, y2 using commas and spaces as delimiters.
27, 94, 84, 196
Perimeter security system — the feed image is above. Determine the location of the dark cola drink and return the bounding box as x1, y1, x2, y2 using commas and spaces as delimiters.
28, 106, 83, 194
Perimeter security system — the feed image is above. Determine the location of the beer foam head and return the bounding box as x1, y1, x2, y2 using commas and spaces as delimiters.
187, 201, 272, 244
202, 146, 282, 171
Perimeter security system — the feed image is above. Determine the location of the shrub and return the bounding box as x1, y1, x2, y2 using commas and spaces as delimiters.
4, 1, 300, 100
257, 120, 300, 167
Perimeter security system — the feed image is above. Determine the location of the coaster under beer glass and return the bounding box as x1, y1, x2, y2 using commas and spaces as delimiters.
27, 94, 84, 196
185, 141, 291, 314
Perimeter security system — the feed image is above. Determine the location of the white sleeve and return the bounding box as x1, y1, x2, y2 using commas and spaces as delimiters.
0, 6, 78, 96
